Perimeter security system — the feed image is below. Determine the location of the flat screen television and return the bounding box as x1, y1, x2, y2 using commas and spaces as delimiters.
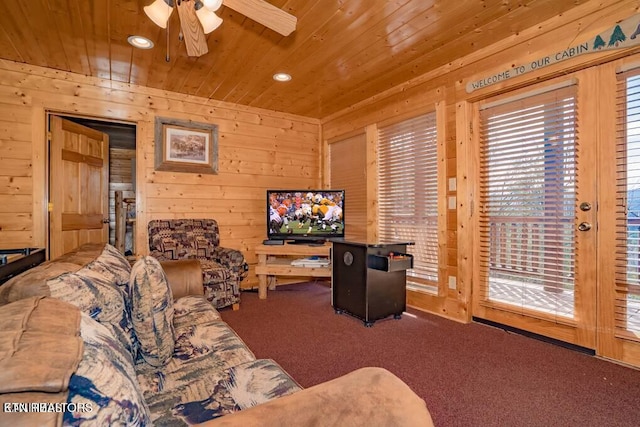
267, 189, 345, 243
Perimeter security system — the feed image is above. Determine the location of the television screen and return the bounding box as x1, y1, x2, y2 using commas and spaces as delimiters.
267, 190, 345, 242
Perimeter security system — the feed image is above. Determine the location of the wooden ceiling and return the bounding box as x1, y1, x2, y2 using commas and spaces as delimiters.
0, 0, 590, 119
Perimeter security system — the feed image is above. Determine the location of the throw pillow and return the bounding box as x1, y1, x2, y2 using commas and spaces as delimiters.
86, 243, 132, 287
129, 256, 175, 367
64, 312, 151, 426
47, 266, 136, 358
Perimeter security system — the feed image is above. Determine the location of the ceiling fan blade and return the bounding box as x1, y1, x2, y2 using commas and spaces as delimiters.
176, 1, 209, 57
223, 0, 297, 36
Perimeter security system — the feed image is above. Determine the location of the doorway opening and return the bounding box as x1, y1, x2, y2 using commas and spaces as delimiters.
47, 114, 137, 258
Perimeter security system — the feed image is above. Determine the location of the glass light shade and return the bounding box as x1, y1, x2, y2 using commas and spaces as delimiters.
196, 8, 223, 34
202, 0, 223, 12
144, 0, 174, 29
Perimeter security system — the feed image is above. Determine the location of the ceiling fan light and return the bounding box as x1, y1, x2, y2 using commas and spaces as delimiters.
202, 0, 223, 12
196, 8, 223, 34
144, 0, 174, 29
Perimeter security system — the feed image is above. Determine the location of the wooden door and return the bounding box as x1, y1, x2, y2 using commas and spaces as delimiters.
49, 116, 109, 259
597, 60, 640, 368
472, 75, 598, 349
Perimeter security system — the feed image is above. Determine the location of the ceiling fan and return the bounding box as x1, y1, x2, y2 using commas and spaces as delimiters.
144, 0, 297, 57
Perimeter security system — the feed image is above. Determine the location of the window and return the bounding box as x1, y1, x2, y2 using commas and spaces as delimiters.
329, 133, 368, 241
615, 69, 640, 341
378, 113, 439, 292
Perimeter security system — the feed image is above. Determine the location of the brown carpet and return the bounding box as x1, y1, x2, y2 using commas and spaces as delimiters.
220, 281, 640, 427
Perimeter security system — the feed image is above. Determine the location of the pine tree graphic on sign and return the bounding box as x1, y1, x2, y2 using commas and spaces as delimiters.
632, 22, 640, 39
593, 35, 606, 50
609, 25, 626, 47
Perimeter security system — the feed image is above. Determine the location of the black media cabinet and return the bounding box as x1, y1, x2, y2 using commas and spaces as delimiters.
331, 240, 413, 327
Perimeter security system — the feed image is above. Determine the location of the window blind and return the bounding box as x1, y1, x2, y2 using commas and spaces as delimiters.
615, 69, 640, 341
478, 84, 577, 321
330, 133, 367, 241
377, 112, 439, 290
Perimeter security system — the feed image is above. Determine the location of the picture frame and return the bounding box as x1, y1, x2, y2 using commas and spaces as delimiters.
154, 116, 218, 174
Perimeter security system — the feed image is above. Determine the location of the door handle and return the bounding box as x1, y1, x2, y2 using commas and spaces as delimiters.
102, 218, 110, 224
578, 222, 592, 231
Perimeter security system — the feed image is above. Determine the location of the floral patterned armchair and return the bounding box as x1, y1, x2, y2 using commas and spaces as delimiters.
147, 219, 248, 310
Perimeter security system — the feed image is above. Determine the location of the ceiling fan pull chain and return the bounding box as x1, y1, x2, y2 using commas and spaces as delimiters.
166, 19, 171, 62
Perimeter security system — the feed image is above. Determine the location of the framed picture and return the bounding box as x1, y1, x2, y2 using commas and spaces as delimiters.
154, 116, 218, 174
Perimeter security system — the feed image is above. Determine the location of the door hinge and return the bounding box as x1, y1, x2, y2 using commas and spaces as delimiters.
47, 202, 53, 212
47, 131, 52, 142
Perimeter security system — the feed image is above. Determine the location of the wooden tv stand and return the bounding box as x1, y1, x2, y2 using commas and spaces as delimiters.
255, 242, 332, 299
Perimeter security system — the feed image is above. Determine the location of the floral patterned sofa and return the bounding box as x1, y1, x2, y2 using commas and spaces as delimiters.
0, 243, 433, 426
148, 219, 248, 310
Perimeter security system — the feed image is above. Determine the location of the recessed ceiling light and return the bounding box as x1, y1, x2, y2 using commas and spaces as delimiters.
273, 73, 292, 82
128, 35, 154, 49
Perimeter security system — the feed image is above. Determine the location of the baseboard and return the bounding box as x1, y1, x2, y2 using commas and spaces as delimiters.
472, 316, 596, 356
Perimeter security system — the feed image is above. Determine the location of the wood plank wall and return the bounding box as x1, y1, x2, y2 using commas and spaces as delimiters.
321, 0, 640, 322
0, 61, 320, 288
0, 95, 32, 246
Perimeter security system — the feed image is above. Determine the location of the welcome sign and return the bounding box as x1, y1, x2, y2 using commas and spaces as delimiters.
466, 14, 640, 93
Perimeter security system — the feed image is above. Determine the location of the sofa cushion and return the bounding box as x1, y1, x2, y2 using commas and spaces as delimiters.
0, 297, 83, 394
0, 297, 84, 427
55, 243, 113, 267
143, 358, 301, 426
173, 295, 222, 330
0, 261, 77, 305
47, 264, 136, 356
0, 297, 151, 427
64, 312, 151, 426
81, 243, 132, 288
130, 256, 175, 367
0, 244, 136, 357
204, 367, 434, 427
136, 317, 256, 396
0, 243, 116, 305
